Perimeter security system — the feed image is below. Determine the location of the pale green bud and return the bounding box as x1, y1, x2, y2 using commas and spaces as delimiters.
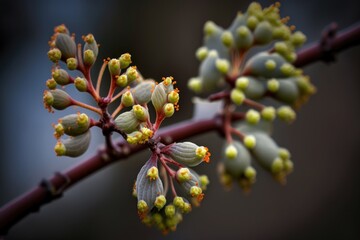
291, 31, 307, 47
247, 16, 258, 30
277, 106, 296, 123
235, 77, 249, 90
131, 80, 155, 104
230, 89, 245, 105
116, 74, 128, 87
74, 77, 88, 92
204, 21, 217, 36
244, 135, 256, 149
274, 42, 289, 55
189, 186, 202, 197
132, 104, 148, 122
55, 33, 76, 60
188, 78, 202, 93
195, 47, 208, 61
52, 69, 70, 85
137, 200, 148, 214
59, 113, 90, 136
163, 103, 175, 118
47, 48, 62, 62
215, 59, 230, 74
168, 90, 179, 104
225, 144, 238, 159
199, 175, 210, 191
245, 109, 260, 124
119, 53, 132, 69
151, 84, 167, 111
83, 49, 95, 66
165, 204, 176, 217
278, 148, 291, 160
121, 90, 134, 107
267, 79, 279, 92
108, 58, 121, 76
254, 21, 273, 44
43, 89, 72, 112
265, 59, 277, 71
261, 106, 276, 121
176, 168, 191, 182
114, 111, 140, 133
46, 79, 57, 90
126, 66, 138, 82
280, 63, 295, 76
54, 130, 91, 157
271, 157, 284, 173
221, 31, 234, 47
244, 166, 256, 180
66, 57, 78, 70
154, 195, 166, 210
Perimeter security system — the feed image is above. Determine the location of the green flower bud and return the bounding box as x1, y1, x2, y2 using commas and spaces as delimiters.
83, 49, 96, 66
47, 48, 62, 63
119, 53, 132, 69
165, 205, 176, 218
280, 63, 295, 76
46, 79, 57, 89
274, 41, 289, 55
195, 47, 208, 61
54, 130, 91, 157
53, 123, 64, 139
55, 33, 76, 60
261, 106, 276, 121
267, 78, 279, 92
108, 58, 121, 76
244, 135, 256, 149
244, 166, 256, 180
199, 175, 210, 191
189, 186, 202, 198
188, 77, 202, 93
235, 26, 253, 49
242, 76, 267, 99
147, 166, 159, 180
54, 24, 70, 35
198, 50, 223, 91
271, 157, 284, 173
137, 200, 148, 214
254, 21, 273, 44
204, 21, 218, 36
83, 33, 98, 57
116, 74, 128, 87
245, 109, 261, 124
168, 90, 179, 104
114, 111, 140, 133
215, 59, 230, 74
66, 57, 78, 70
230, 89, 245, 105
272, 25, 291, 40
154, 195, 166, 210
163, 103, 175, 118
131, 80, 155, 104
290, 31, 307, 47
59, 113, 90, 136
277, 106, 296, 123
221, 31, 234, 47
126, 66, 138, 82
176, 168, 192, 182
225, 144, 238, 159
235, 77, 249, 90
74, 77, 88, 92
166, 142, 210, 167
52, 69, 70, 85
121, 90, 135, 107
43, 89, 72, 112
265, 59, 277, 71
132, 105, 149, 122
151, 83, 167, 111
247, 15, 259, 30
278, 148, 291, 160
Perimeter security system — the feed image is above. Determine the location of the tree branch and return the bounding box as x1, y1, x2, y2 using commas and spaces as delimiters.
1, 21, 360, 235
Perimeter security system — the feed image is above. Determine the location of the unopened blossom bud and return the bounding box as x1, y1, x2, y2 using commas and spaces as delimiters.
244, 135, 256, 149
66, 57, 78, 70
163, 103, 175, 118
47, 48, 62, 63
55, 33, 76, 60
74, 77, 88, 92
46, 79, 57, 89
137, 200, 148, 214
167, 90, 179, 104
277, 106, 296, 123
83, 49, 96, 66
165, 205, 176, 218
52, 69, 70, 85
267, 79, 279, 92
147, 166, 159, 181
58, 113, 90, 136
235, 77, 249, 90
261, 107, 276, 121
126, 66, 138, 82
54, 130, 91, 157
154, 195, 166, 210
108, 58, 121, 76
230, 89, 245, 105
173, 196, 185, 209
215, 59, 230, 74
116, 75, 128, 87
187, 78, 202, 93
254, 21, 273, 44
43, 89, 72, 111
189, 186, 202, 198
114, 111, 139, 133
151, 83, 167, 111
176, 168, 192, 182
195, 47, 208, 61
225, 144, 238, 159
245, 109, 260, 124
132, 80, 156, 104
121, 90, 134, 107
165, 142, 210, 167
83, 33, 98, 57
221, 31, 234, 47
132, 105, 149, 122
119, 53, 132, 69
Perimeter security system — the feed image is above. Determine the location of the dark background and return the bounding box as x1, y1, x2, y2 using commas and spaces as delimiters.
0, 0, 360, 239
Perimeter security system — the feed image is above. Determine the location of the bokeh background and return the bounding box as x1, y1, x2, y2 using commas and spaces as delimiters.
0, 0, 360, 239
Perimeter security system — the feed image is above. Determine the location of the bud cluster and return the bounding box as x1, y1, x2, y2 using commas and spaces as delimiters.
188, 2, 316, 191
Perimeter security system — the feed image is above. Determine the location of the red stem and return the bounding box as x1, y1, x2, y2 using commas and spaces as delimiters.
1, 22, 360, 235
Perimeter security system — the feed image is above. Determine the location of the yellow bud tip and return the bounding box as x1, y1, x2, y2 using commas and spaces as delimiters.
54, 142, 66, 156
165, 204, 176, 218
244, 135, 256, 149
235, 77, 249, 90
137, 200, 148, 214
154, 195, 167, 210
147, 166, 159, 181
225, 144, 238, 159
196, 146, 211, 163
176, 168, 191, 182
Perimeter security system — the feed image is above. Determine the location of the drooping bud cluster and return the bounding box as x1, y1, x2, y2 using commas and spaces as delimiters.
133, 141, 210, 233
188, 2, 316, 192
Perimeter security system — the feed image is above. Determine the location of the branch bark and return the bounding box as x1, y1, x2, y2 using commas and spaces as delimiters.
1, 21, 360, 235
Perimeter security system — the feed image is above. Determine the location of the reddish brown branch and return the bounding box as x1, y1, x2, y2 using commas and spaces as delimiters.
1, 22, 360, 235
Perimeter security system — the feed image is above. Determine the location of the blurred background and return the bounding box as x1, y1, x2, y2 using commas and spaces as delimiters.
0, 0, 359, 239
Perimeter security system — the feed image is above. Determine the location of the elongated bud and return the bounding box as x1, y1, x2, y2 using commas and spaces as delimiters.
151, 83, 167, 111
254, 21, 273, 44
58, 113, 90, 136
114, 111, 139, 133
132, 80, 156, 104
163, 103, 175, 118
108, 58, 121, 76
135, 156, 164, 212
116, 75, 128, 87
132, 105, 149, 122
74, 77, 88, 92
273, 79, 299, 104
66, 57, 78, 70
121, 90, 134, 107
126, 66, 138, 82
43, 89, 72, 112
55, 33, 76, 60
83, 49, 96, 66
240, 76, 267, 99
247, 15, 258, 30
46, 79, 57, 89
165, 142, 210, 167
83, 34, 98, 57
119, 53, 132, 69
52, 69, 70, 85
223, 141, 253, 179
48, 48, 62, 63
243, 52, 287, 78
198, 50, 222, 91
54, 130, 91, 157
